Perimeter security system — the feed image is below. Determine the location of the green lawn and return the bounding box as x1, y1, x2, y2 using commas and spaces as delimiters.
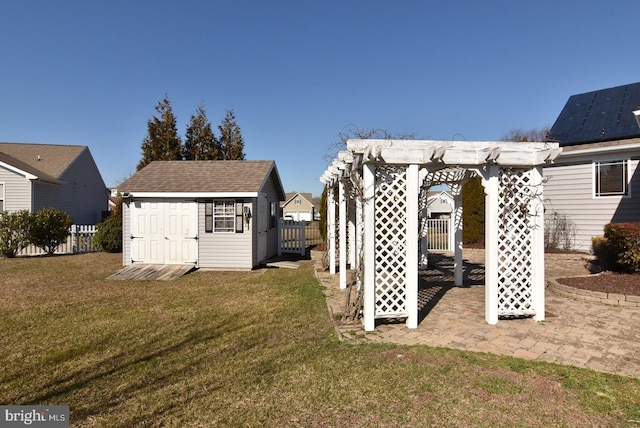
1, 253, 639, 427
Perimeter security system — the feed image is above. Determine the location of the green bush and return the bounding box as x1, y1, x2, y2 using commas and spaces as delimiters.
602, 223, 640, 273
591, 236, 616, 271
29, 207, 73, 255
94, 215, 123, 253
462, 176, 485, 244
0, 210, 32, 258
319, 186, 327, 242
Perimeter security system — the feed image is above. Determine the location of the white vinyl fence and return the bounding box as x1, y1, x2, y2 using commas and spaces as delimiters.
18, 224, 98, 256
425, 218, 451, 251
280, 220, 306, 256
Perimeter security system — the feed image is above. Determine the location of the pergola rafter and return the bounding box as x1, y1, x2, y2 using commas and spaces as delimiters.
321, 139, 561, 331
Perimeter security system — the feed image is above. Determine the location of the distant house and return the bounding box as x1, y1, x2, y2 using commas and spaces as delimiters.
117, 160, 286, 269
0, 142, 107, 224
544, 82, 640, 251
426, 191, 453, 219
281, 192, 315, 222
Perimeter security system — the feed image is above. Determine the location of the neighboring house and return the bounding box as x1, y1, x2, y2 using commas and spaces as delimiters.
0, 142, 107, 224
117, 160, 286, 269
281, 192, 315, 221
426, 190, 453, 219
544, 82, 640, 251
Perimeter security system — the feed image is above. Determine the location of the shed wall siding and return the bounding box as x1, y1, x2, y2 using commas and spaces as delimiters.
0, 166, 32, 211
260, 174, 284, 259
122, 201, 132, 266
32, 149, 107, 224
543, 157, 640, 251
197, 200, 253, 269
427, 195, 453, 216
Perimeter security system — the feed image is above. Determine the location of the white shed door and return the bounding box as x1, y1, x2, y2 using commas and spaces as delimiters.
131, 199, 198, 265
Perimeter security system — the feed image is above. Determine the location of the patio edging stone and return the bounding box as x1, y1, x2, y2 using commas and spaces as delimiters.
547, 276, 640, 307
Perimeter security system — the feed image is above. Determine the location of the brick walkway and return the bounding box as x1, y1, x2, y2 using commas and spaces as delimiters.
313, 250, 640, 379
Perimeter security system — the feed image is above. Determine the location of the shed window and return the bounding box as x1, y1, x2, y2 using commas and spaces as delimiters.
205, 200, 244, 233
594, 160, 629, 197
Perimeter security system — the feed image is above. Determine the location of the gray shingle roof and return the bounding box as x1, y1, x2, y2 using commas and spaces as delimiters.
0, 142, 87, 183
118, 160, 283, 196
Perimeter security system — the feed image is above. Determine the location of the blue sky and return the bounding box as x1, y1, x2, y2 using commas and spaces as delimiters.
2, 1, 640, 197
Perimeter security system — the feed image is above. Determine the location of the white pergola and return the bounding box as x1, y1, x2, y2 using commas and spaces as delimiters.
321, 139, 561, 331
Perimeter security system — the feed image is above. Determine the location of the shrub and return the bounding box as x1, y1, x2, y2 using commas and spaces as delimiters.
0, 210, 32, 258
591, 236, 616, 271
603, 223, 640, 273
544, 210, 576, 250
462, 176, 485, 244
94, 215, 122, 253
319, 186, 327, 242
29, 207, 73, 255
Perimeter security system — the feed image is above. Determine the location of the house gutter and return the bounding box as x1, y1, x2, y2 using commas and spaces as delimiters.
559, 142, 640, 158
118, 191, 259, 199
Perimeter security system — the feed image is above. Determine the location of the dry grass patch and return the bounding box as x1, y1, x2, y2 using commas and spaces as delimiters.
1, 253, 639, 426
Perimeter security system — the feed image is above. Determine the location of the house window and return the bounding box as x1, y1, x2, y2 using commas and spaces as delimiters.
205, 200, 244, 233
594, 160, 629, 197
0, 183, 4, 211
295, 198, 301, 205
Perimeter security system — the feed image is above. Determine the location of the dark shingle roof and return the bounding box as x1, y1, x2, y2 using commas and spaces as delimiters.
547, 82, 640, 146
118, 161, 283, 196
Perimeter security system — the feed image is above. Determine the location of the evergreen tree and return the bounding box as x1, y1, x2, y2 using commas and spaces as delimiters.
218, 108, 245, 160
184, 104, 220, 160
137, 97, 183, 170
462, 176, 485, 245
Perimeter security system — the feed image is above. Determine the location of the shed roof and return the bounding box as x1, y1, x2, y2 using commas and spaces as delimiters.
118, 160, 285, 199
547, 82, 640, 146
0, 142, 86, 183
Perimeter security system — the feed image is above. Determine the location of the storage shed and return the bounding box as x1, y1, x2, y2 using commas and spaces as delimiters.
117, 160, 285, 269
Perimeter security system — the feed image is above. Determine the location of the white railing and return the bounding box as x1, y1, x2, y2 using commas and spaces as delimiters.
18, 224, 98, 256
280, 220, 306, 256
425, 218, 450, 251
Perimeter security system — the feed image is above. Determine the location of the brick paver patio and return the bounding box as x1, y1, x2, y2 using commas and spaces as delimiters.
313, 249, 640, 379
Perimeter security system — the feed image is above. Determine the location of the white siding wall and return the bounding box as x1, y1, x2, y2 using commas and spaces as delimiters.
122, 200, 132, 266
543, 157, 640, 251
426, 195, 453, 217
197, 200, 254, 269
0, 166, 32, 211
33, 148, 107, 224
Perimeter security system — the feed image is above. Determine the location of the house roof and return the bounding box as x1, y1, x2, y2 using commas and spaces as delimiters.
118, 160, 285, 199
284, 192, 313, 204
0, 142, 87, 183
547, 82, 640, 146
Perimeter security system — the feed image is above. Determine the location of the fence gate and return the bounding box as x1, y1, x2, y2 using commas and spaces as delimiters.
425, 218, 451, 251
280, 220, 306, 256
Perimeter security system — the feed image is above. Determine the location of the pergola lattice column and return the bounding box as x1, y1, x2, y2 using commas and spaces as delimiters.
348, 191, 357, 268
450, 183, 464, 286
363, 164, 376, 331
530, 166, 546, 321
327, 184, 336, 275
483, 165, 500, 324
405, 164, 419, 329
339, 178, 347, 289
